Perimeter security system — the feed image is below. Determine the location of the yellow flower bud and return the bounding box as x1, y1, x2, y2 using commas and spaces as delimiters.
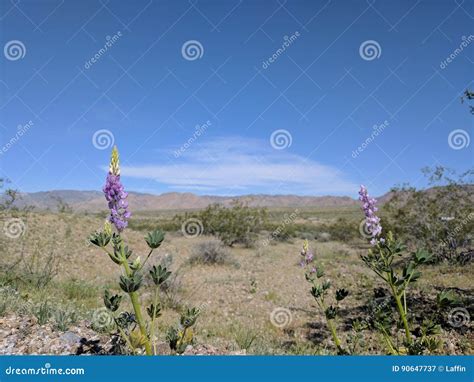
109, 146, 120, 176
103, 220, 112, 237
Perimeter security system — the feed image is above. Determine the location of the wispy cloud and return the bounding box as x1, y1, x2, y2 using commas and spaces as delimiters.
119, 137, 357, 195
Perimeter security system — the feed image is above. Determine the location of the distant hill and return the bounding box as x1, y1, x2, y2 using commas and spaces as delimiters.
8, 190, 361, 212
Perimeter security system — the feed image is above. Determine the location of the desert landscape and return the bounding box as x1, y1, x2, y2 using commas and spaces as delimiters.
1, 0, 472, 366
1, 164, 472, 355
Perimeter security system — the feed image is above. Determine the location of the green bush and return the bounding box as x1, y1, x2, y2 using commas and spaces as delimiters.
383, 167, 473, 263
180, 201, 268, 247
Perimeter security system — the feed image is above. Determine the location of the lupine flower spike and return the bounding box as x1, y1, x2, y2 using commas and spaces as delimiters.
358, 185, 383, 245
103, 146, 131, 232
89, 146, 200, 355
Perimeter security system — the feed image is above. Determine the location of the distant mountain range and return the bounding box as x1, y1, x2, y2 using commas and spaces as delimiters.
9, 190, 362, 211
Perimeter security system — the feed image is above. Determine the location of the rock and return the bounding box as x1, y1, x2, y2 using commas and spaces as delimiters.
60, 332, 81, 346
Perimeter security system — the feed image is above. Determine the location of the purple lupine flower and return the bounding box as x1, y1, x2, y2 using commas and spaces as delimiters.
103, 147, 131, 232
300, 240, 315, 267
358, 185, 382, 241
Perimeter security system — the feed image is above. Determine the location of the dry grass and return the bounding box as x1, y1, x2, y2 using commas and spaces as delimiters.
1, 211, 472, 354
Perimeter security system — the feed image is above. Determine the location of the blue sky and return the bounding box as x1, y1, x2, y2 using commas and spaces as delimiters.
0, 0, 473, 197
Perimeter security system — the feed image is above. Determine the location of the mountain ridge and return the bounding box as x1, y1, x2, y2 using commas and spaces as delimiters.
9, 190, 361, 211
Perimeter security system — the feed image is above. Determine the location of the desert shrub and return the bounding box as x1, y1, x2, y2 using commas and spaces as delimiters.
383, 166, 474, 263
20, 248, 59, 288
314, 231, 331, 242
179, 202, 268, 247
299, 231, 316, 240
89, 147, 200, 355
321, 218, 359, 242
189, 240, 235, 266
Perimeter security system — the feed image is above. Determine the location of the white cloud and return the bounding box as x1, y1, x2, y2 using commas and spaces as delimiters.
120, 137, 357, 195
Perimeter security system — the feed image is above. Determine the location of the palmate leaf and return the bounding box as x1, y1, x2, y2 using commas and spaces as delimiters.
145, 229, 165, 249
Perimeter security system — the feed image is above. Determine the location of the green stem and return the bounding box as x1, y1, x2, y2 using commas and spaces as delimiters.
150, 287, 160, 355
391, 285, 411, 344
318, 298, 344, 354
121, 257, 153, 355
378, 324, 398, 355
327, 319, 343, 352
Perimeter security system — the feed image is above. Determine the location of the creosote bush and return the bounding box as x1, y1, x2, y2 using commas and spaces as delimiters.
383, 166, 473, 264
179, 202, 268, 247
89, 146, 200, 355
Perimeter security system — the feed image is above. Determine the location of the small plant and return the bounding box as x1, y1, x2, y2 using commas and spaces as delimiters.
52, 306, 78, 331
189, 240, 235, 266
33, 300, 53, 325
358, 185, 440, 354
89, 146, 199, 355
299, 240, 349, 354
166, 307, 201, 354
249, 277, 257, 294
